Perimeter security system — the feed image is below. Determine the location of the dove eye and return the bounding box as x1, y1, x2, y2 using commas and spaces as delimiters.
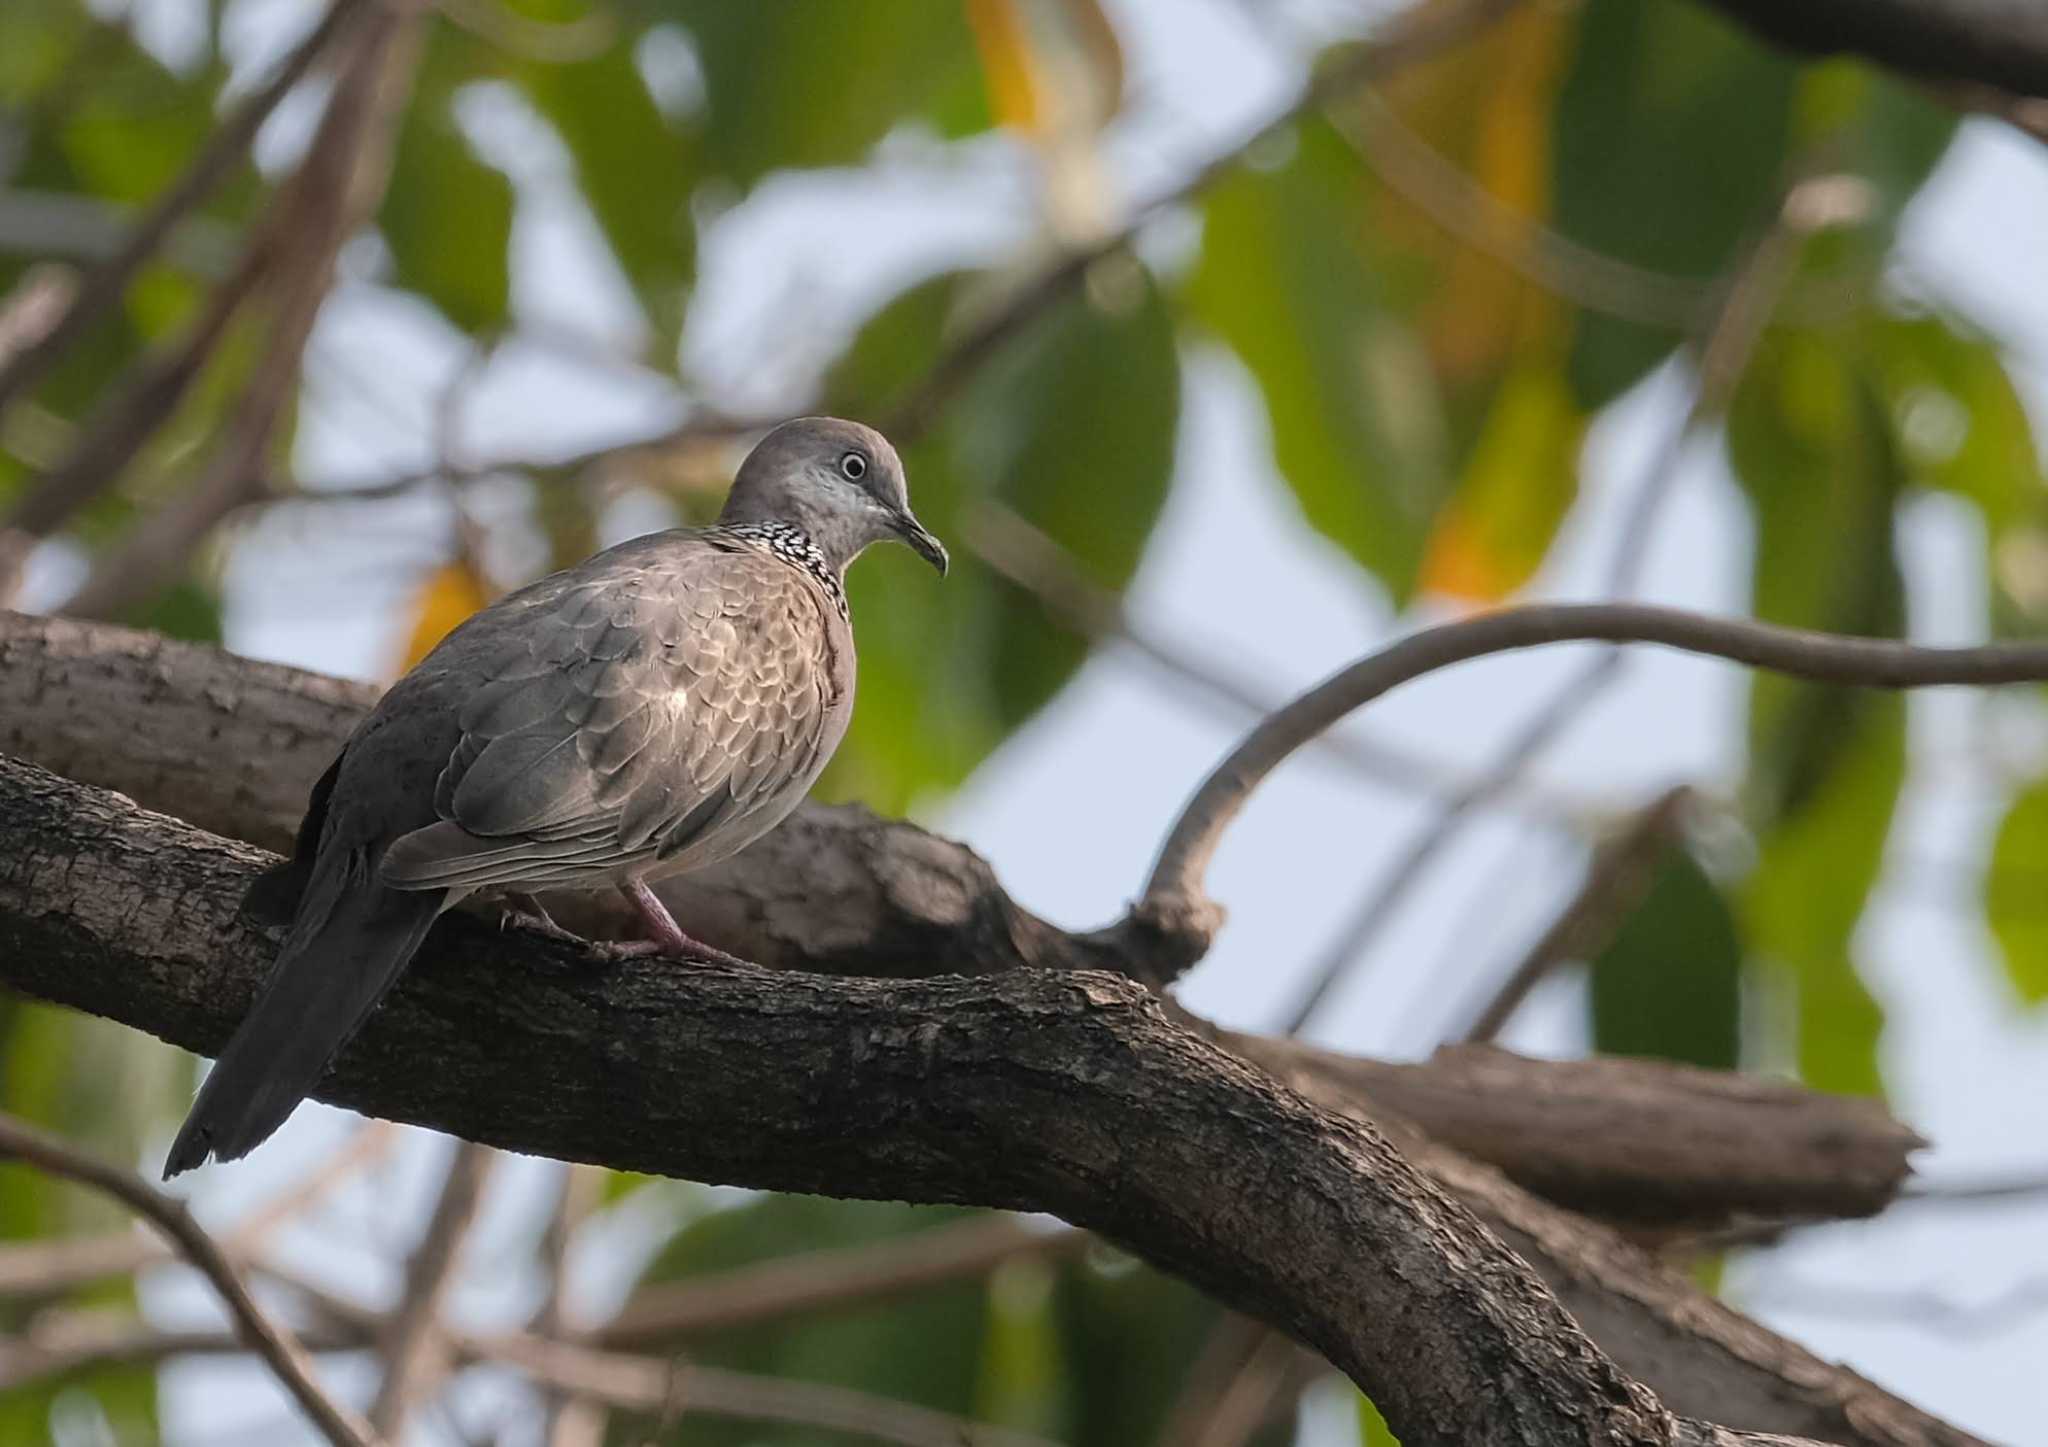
839, 451, 867, 482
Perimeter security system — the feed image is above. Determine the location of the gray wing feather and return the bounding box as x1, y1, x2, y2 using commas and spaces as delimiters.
381, 537, 836, 893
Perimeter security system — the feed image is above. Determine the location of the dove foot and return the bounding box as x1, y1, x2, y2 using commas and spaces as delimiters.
499, 893, 586, 945
619, 879, 756, 968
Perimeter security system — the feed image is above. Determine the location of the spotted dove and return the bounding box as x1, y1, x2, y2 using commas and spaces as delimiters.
165, 417, 945, 1175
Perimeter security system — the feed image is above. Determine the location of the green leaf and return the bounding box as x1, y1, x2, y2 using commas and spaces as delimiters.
1728, 326, 1908, 1095
0, 999, 185, 1443
1985, 778, 2048, 1005
614, 1197, 992, 1446
379, 25, 514, 333
115, 576, 223, 643
665, 0, 988, 190
1590, 846, 1741, 1069
817, 266, 1178, 810
1187, 116, 1445, 601
1417, 363, 1584, 601
515, 23, 697, 357
617, 1199, 1286, 1447
1866, 311, 2047, 634
1357, 1390, 1400, 1446
1552, 0, 1796, 406
1052, 1252, 1291, 1447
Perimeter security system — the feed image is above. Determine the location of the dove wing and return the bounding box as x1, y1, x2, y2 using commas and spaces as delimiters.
379, 534, 840, 893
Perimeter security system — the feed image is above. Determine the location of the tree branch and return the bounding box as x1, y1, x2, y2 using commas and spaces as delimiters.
594, 1213, 1087, 1351
1454, 787, 1691, 1044
1694, 0, 2048, 100
0, 0, 366, 421
0, 1112, 380, 1447
0, 608, 1921, 1235
1137, 602, 2048, 972
0, 754, 1885, 1447
366, 1139, 493, 1436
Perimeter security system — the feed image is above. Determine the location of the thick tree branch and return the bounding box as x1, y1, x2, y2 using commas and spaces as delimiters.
1695, 0, 2048, 100
0, 1113, 380, 1447
0, 609, 1920, 1235
0, 755, 1882, 1447
0, 614, 1970, 1440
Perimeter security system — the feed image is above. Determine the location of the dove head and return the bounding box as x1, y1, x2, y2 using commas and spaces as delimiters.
721, 417, 947, 577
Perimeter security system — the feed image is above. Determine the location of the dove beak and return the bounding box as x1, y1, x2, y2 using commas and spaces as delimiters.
893, 511, 949, 575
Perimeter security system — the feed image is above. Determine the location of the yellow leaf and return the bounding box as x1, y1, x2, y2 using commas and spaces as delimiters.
395, 559, 491, 676
965, 0, 1043, 131
1368, 1, 1572, 384
964, 0, 1122, 138
1418, 366, 1585, 602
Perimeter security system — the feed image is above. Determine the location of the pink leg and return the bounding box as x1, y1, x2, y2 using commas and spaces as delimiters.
616, 879, 753, 968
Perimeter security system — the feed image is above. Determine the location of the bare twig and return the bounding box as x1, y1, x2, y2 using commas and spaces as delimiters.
0, 0, 365, 420
1334, 92, 1708, 328
0, 1119, 392, 1297
1743, 1273, 2048, 1341
1133, 602, 2048, 974
1454, 786, 1691, 1042
0, 1112, 379, 1447
487, 1334, 1068, 1447
1188, 1330, 1317, 1447
1898, 1170, 2048, 1207
252, 0, 1522, 516
879, 0, 1524, 444
431, 0, 614, 62
963, 501, 1581, 825
1152, 1314, 1265, 1447
531, 1162, 602, 1446
367, 1139, 495, 1437
595, 1213, 1085, 1350
0, 217, 280, 602
62, 2, 423, 621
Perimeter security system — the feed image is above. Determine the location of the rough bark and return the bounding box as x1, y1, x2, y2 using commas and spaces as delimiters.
0, 756, 1669, 1446
1237, 1038, 1922, 1233
0, 755, 1985, 1447
0, 610, 1922, 1231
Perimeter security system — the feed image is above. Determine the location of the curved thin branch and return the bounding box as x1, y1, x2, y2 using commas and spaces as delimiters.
0, 1112, 380, 1447
1140, 603, 2048, 952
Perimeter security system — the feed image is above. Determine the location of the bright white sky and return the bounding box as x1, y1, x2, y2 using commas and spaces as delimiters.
70, 1, 2048, 1443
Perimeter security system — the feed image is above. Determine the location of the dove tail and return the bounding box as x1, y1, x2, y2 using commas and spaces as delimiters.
165, 852, 443, 1178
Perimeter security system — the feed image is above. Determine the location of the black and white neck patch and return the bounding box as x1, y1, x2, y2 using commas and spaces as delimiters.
717, 521, 848, 621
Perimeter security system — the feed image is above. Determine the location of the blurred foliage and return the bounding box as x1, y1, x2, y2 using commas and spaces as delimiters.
1356, 1390, 1399, 1446
5, 0, 2048, 1439
0, 998, 186, 1445
615, 1198, 1286, 1447
1986, 778, 2048, 1006
1590, 845, 1742, 1070
815, 266, 1178, 810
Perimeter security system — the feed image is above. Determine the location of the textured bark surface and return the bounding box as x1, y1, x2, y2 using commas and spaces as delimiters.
0, 610, 1921, 1229
0, 755, 1986, 1447
1239, 1038, 1923, 1232
0, 614, 1985, 1444
0, 757, 1680, 1447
